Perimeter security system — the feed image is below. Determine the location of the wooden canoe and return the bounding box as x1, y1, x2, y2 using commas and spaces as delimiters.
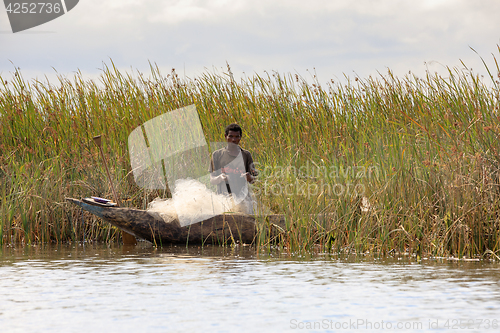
66, 198, 286, 245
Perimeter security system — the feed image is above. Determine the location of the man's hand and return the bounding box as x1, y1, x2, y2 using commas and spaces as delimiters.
210, 173, 228, 185
218, 173, 228, 183
241, 172, 254, 183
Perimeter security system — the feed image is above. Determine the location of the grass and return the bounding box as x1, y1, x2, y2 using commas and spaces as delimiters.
1, 56, 500, 258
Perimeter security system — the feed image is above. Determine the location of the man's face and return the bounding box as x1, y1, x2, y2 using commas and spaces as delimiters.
225, 130, 241, 146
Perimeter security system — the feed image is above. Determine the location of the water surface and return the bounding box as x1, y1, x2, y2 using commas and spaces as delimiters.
1, 244, 499, 332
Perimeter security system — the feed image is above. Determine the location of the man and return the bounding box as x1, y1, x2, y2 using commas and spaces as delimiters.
209, 123, 257, 200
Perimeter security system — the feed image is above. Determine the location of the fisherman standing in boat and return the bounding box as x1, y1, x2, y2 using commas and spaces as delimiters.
209, 123, 257, 212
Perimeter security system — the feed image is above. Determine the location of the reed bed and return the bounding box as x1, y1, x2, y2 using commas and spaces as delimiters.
1, 57, 500, 258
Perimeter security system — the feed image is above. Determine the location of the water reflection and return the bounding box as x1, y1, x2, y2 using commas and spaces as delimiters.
1, 244, 499, 332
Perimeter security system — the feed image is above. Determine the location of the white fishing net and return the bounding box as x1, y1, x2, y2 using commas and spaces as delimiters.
147, 178, 256, 226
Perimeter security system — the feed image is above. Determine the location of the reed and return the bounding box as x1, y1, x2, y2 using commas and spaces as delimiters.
1, 56, 500, 258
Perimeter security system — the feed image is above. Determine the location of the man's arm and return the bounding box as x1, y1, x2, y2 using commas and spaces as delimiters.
210, 172, 227, 185
243, 151, 257, 183
209, 151, 227, 185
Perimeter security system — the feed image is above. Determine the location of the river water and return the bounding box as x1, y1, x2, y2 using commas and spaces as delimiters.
1, 243, 499, 332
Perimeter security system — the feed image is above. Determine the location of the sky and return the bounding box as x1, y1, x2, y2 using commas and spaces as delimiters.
1, 0, 500, 85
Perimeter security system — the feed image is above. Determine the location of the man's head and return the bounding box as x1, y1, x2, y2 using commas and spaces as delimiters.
225, 123, 242, 137
225, 123, 242, 146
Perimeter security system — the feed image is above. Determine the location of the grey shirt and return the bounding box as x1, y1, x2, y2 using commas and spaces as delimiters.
209, 147, 255, 195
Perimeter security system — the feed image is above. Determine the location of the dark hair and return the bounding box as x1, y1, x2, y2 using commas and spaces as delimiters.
225, 123, 242, 137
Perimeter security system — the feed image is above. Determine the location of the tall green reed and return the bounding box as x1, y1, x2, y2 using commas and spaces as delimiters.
1, 57, 500, 258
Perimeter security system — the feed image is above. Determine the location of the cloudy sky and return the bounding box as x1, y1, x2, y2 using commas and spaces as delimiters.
1, 0, 499, 85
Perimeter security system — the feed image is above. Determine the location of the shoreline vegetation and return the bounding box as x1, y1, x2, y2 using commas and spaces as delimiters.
1, 55, 500, 259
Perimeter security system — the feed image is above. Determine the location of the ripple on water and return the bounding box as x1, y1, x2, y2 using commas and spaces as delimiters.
0, 245, 499, 332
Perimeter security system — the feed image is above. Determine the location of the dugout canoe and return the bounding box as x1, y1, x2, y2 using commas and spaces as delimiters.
66, 198, 286, 245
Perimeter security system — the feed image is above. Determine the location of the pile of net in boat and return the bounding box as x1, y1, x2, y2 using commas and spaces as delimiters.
147, 178, 255, 226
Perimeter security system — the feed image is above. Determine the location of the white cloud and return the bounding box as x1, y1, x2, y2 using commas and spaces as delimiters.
1, 0, 499, 85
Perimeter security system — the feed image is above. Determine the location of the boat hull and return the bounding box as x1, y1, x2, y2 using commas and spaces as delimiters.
66, 198, 285, 245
